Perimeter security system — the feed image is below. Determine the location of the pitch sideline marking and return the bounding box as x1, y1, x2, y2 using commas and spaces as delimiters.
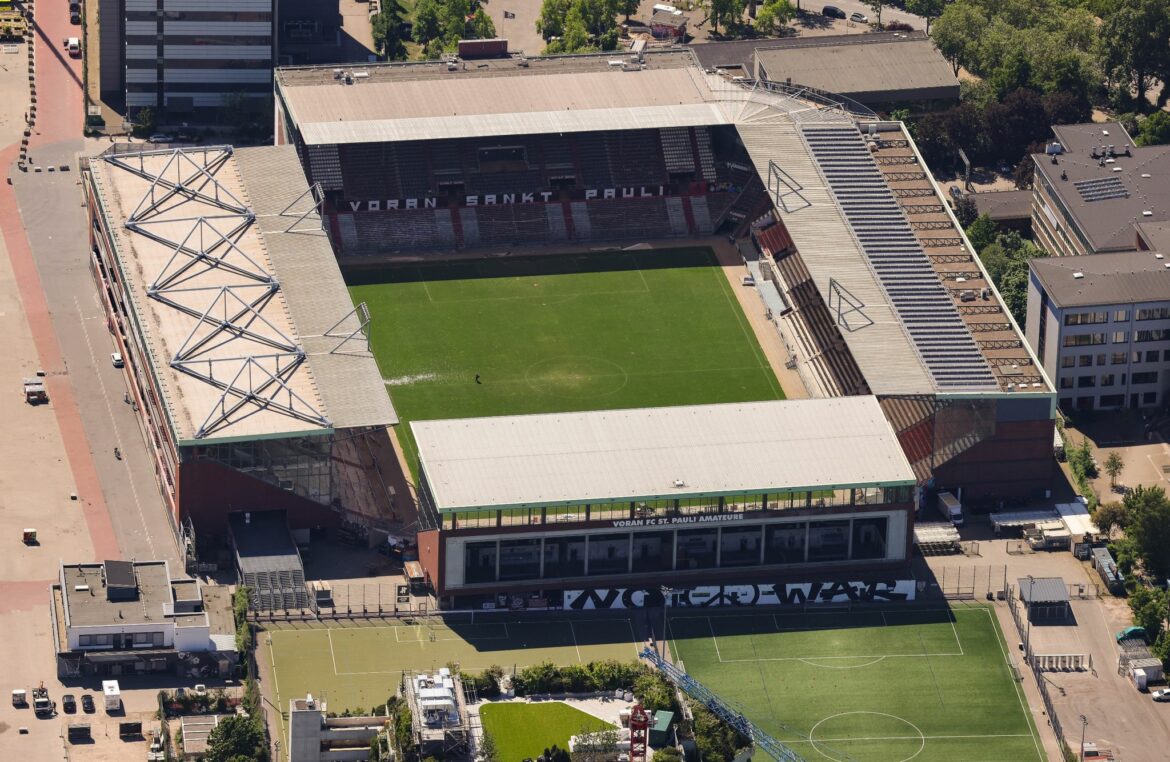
708, 252, 785, 400
706, 617, 723, 662
980, 605, 1046, 761
569, 620, 582, 662
328, 629, 340, 675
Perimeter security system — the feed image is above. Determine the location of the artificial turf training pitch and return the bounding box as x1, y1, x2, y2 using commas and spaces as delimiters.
668, 605, 1044, 762
347, 247, 785, 473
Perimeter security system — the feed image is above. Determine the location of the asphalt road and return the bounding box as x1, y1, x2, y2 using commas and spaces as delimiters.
13, 144, 180, 566
795, 0, 929, 29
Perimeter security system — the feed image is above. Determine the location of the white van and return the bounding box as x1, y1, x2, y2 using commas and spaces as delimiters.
652, 3, 679, 13
65, 37, 81, 57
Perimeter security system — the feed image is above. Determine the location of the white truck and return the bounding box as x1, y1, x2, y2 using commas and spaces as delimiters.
937, 491, 964, 527
102, 680, 121, 713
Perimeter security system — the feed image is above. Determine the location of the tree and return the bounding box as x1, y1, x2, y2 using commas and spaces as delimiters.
931, 2, 989, 75
481, 731, 500, 762
953, 194, 978, 227
1128, 585, 1168, 641
616, 0, 638, 22
1124, 486, 1170, 577
655, 748, 684, 762
206, 716, 267, 762
709, 0, 747, 34
1097, 0, 1170, 108
634, 672, 679, 714
1104, 451, 1125, 488
965, 214, 998, 253
905, 0, 944, 33
370, 0, 408, 59
414, 0, 444, 42
1041, 91, 1090, 126
1136, 111, 1170, 146
753, 0, 794, 34
1093, 501, 1129, 536
536, 0, 571, 39
865, 0, 882, 27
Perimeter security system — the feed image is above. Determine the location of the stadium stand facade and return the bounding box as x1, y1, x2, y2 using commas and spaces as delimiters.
273, 48, 1056, 524
82, 144, 398, 543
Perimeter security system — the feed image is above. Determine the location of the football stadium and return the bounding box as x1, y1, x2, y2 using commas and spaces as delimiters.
269, 46, 1056, 609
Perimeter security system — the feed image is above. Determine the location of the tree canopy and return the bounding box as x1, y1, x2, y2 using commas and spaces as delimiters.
1123, 486, 1170, 578
537, 0, 620, 53
1097, 0, 1170, 108
371, 0, 409, 59
1136, 111, 1170, 146
206, 715, 267, 762
413, 0, 497, 57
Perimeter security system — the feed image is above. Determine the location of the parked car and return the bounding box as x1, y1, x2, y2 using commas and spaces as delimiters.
70, 12, 80, 24
62, 694, 77, 714
147, 133, 174, 144
65, 37, 80, 57
111, 351, 124, 368
849, 11, 868, 22
81, 694, 95, 713
1153, 688, 1170, 702
822, 5, 846, 19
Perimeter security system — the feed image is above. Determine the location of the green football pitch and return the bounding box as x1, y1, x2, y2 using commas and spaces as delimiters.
668, 605, 1044, 762
265, 614, 642, 715
347, 247, 785, 473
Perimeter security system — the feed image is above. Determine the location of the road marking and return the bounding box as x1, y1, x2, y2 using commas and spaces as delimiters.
74, 295, 156, 558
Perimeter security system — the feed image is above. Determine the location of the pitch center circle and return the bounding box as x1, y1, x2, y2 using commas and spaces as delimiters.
808, 712, 926, 762
525, 355, 629, 398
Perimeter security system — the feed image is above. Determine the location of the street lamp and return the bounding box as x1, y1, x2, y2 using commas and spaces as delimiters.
660, 586, 675, 656
1079, 715, 1088, 761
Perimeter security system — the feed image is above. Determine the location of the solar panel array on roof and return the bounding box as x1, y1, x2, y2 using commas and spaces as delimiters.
799, 124, 996, 389
1073, 176, 1128, 203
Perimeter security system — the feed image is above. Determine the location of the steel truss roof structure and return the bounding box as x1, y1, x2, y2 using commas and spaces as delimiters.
104, 147, 331, 440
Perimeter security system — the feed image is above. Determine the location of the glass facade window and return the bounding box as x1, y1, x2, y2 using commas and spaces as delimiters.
676, 529, 718, 570
1061, 356, 1075, 368
1111, 352, 1127, 365
588, 534, 630, 575
1112, 332, 1128, 344
1064, 311, 1109, 326
1063, 334, 1106, 347
1078, 355, 1092, 367
464, 541, 497, 584
1099, 394, 1124, 408
1137, 307, 1170, 321
1115, 310, 1130, 322
543, 537, 585, 578
498, 539, 541, 581
1133, 371, 1158, 385
631, 531, 674, 573
764, 524, 806, 564
1138, 330, 1170, 343
851, 517, 888, 560
807, 520, 850, 562
720, 526, 763, 567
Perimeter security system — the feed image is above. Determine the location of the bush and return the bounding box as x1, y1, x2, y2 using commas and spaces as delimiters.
468, 665, 504, 699
633, 672, 678, 714
511, 660, 645, 696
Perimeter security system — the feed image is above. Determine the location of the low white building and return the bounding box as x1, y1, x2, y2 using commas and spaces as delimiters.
51, 559, 235, 678
289, 694, 384, 762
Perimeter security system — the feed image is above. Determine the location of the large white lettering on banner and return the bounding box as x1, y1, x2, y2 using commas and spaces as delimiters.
344, 185, 669, 212
562, 581, 917, 610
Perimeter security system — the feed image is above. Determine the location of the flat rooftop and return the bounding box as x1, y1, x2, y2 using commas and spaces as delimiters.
1030, 250, 1170, 307
413, 397, 915, 512
88, 145, 395, 444
61, 561, 178, 627
276, 49, 725, 145
1034, 122, 1170, 252
753, 33, 958, 102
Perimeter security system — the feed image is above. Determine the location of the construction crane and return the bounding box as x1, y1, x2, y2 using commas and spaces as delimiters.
639, 647, 806, 762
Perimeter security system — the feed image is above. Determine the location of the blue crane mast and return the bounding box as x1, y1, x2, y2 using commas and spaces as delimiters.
639, 647, 806, 762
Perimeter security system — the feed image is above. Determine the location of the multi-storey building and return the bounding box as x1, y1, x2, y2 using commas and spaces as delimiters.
105, 0, 275, 123
1027, 250, 1170, 411
1030, 122, 1170, 258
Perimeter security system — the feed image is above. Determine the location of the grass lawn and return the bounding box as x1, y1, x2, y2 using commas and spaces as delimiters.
265, 614, 640, 716
669, 605, 1044, 762
480, 702, 614, 761
347, 247, 784, 474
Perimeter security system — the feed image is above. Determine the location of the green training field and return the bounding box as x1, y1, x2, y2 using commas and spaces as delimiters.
265, 614, 641, 715
347, 248, 784, 473
669, 605, 1044, 762
480, 702, 614, 761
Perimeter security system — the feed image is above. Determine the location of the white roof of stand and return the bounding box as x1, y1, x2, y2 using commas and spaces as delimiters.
413, 397, 914, 512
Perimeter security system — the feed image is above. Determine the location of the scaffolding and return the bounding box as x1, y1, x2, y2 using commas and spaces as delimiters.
402, 669, 470, 757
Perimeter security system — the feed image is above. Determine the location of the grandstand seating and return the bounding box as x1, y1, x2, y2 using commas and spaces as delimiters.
586, 197, 672, 239
473, 204, 553, 246
348, 209, 447, 251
